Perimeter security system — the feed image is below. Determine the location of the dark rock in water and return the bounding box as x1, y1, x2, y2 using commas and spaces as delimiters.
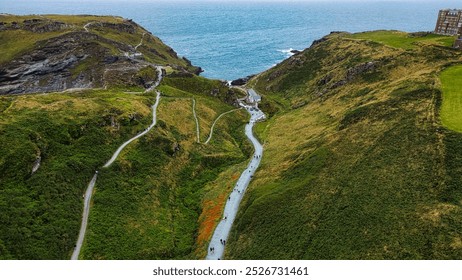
194, 67, 204, 75
290, 49, 301, 54
231, 78, 247, 86
231, 75, 255, 86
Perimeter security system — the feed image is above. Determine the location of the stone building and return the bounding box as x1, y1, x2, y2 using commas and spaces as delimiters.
435, 9, 462, 35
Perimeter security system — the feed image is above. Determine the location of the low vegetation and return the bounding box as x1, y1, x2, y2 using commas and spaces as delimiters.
0, 15, 249, 259
2, 16, 462, 260
0, 90, 156, 259
440, 64, 462, 132
81, 78, 249, 259
227, 31, 462, 259
347, 30, 455, 50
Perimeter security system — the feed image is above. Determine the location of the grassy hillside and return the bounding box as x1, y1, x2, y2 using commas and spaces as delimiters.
0, 15, 249, 259
227, 31, 462, 259
0, 90, 157, 259
440, 64, 462, 132
80, 76, 249, 260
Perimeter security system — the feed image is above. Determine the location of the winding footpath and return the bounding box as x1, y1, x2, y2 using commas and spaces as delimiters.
192, 98, 201, 143
134, 33, 146, 51
71, 68, 163, 260
71, 174, 98, 260
103, 91, 161, 167
164, 96, 240, 145
206, 89, 265, 260
204, 108, 242, 144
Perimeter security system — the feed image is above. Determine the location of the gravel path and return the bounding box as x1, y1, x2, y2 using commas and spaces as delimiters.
206, 89, 265, 260
103, 91, 161, 167
204, 108, 242, 144
71, 173, 97, 260
134, 33, 146, 51
192, 98, 200, 143
71, 67, 163, 260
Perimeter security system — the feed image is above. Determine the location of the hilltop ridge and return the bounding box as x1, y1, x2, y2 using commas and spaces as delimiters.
0, 14, 201, 94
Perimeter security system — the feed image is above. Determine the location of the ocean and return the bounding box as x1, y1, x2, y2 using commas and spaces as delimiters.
0, 0, 460, 80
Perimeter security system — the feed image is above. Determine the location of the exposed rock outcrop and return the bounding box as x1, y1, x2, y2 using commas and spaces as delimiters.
1, 18, 71, 33
345, 61, 378, 81
23, 19, 70, 33
0, 30, 162, 94
231, 75, 255, 86
0, 16, 202, 95
31, 156, 41, 174
454, 37, 462, 49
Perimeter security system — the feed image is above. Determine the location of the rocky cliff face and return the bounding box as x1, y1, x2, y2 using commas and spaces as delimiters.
0, 15, 201, 95
0, 31, 148, 94
0, 18, 70, 33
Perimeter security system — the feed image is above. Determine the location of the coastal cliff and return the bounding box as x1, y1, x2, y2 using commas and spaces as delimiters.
1, 14, 462, 260
0, 15, 200, 94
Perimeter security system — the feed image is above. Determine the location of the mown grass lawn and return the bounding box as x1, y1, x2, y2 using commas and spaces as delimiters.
440, 64, 462, 132
348, 30, 455, 49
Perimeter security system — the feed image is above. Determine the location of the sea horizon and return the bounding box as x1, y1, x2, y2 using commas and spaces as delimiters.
1, 0, 461, 80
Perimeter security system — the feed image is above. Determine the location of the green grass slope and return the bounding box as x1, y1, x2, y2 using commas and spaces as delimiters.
440, 64, 462, 132
0, 15, 248, 259
80, 76, 249, 260
0, 90, 158, 259
227, 31, 462, 259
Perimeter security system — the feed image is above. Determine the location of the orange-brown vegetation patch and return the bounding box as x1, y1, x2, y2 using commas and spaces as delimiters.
197, 193, 226, 249
195, 171, 242, 256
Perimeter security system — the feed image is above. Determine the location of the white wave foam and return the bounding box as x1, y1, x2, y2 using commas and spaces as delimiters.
278, 48, 295, 57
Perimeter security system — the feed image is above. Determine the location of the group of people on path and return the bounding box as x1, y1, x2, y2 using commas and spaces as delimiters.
209, 238, 226, 255
206, 96, 265, 260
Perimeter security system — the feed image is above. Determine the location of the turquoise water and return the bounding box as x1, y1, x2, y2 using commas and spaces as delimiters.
1, 0, 459, 80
